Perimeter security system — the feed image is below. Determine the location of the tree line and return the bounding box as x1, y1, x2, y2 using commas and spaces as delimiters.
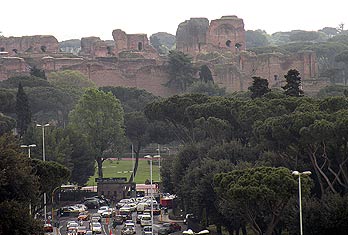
1, 49, 348, 234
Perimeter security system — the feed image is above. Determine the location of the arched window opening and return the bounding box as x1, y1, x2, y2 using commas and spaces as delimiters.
138, 42, 143, 51
40, 45, 47, 52
235, 42, 242, 50
12, 49, 18, 54
0, 47, 5, 52
226, 40, 231, 47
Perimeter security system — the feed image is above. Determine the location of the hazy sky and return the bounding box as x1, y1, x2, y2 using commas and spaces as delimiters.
1, 0, 347, 42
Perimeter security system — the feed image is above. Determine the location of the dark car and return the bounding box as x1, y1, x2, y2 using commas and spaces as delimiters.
84, 199, 99, 209
113, 215, 124, 227
158, 222, 181, 235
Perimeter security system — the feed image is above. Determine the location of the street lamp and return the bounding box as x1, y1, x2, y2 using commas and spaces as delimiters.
156, 144, 161, 182
183, 229, 209, 235
37, 123, 50, 223
144, 155, 160, 235
21, 144, 36, 215
20, 144, 36, 158
292, 170, 311, 235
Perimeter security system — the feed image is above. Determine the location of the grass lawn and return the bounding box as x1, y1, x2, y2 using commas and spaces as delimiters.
86, 158, 160, 186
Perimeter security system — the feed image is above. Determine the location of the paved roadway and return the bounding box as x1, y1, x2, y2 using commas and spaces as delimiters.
54, 209, 181, 235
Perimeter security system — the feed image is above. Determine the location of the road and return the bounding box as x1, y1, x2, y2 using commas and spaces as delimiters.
56, 209, 181, 235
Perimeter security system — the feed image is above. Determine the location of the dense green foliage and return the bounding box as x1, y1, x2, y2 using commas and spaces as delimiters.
214, 167, 307, 235
282, 69, 304, 97
248, 76, 270, 99
246, 30, 270, 48
30, 66, 47, 80
0, 113, 15, 135
69, 88, 126, 178
146, 90, 348, 234
15, 82, 31, 137
166, 50, 196, 92
0, 134, 69, 234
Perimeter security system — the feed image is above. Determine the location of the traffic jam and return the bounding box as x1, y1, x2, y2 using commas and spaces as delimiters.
56, 194, 181, 235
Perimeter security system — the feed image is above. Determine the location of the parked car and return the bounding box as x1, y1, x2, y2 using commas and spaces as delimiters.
75, 204, 88, 211
97, 206, 109, 215
43, 223, 53, 233
120, 209, 132, 220
91, 222, 102, 234
67, 222, 79, 232
102, 208, 115, 218
113, 215, 124, 227
91, 213, 101, 222
121, 222, 136, 235
66, 221, 77, 229
140, 214, 151, 227
142, 226, 152, 235
77, 226, 87, 235
158, 222, 181, 235
85, 231, 93, 235
78, 211, 90, 221
84, 199, 99, 209
136, 213, 144, 224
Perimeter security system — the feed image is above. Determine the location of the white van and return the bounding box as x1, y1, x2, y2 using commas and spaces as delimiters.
140, 214, 151, 227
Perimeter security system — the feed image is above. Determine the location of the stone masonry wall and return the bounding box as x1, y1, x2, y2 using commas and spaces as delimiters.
206, 15, 246, 52
0, 35, 59, 55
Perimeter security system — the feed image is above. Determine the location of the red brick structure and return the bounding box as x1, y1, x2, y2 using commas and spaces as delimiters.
79, 37, 111, 58
0, 15, 324, 96
0, 35, 59, 56
207, 15, 246, 52
176, 16, 246, 55
112, 29, 159, 59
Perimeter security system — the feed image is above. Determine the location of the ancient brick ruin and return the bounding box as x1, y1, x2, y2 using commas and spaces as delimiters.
0, 15, 322, 96
176, 16, 246, 55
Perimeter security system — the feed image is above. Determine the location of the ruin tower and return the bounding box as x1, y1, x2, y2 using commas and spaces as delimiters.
176, 16, 246, 56
112, 29, 150, 53
176, 18, 210, 54
206, 15, 246, 52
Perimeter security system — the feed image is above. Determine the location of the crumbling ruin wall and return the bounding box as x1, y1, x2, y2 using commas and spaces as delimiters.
112, 29, 159, 59
211, 50, 318, 92
176, 18, 209, 54
0, 57, 28, 80
79, 37, 111, 58
206, 15, 246, 52
0, 35, 59, 55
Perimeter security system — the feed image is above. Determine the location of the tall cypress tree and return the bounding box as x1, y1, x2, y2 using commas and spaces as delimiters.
16, 82, 31, 137
282, 69, 304, 97
248, 76, 270, 99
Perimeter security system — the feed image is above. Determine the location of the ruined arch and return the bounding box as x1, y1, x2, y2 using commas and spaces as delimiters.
138, 42, 143, 51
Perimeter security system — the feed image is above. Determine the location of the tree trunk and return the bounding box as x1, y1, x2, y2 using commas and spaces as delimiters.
128, 151, 140, 183
97, 159, 103, 178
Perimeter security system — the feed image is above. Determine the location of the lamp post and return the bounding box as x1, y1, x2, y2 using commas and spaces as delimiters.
20, 144, 36, 158
183, 229, 210, 235
37, 123, 50, 223
144, 155, 160, 235
292, 170, 311, 235
131, 144, 135, 182
21, 144, 36, 215
51, 186, 60, 227
156, 144, 161, 182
